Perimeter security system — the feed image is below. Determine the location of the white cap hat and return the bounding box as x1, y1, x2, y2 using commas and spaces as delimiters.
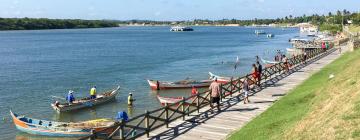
68, 90, 74, 94
129, 92, 132, 95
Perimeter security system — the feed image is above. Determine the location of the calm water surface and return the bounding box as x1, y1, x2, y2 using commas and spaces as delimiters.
0, 26, 298, 139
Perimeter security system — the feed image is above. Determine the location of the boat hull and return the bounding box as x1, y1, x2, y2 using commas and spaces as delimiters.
157, 96, 196, 106
147, 80, 211, 90
208, 72, 231, 84
10, 110, 114, 137
51, 86, 120, 112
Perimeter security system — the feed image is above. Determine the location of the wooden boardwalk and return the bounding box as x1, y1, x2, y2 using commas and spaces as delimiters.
137, 47, 346, 140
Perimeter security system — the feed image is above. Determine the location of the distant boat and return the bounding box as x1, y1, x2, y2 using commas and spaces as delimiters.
51, 86, 120, 113
255, 30, 266, 35
170, 26, 194, 32
10, 110, 115, 137
147, 79, 211, 90
267, 34, 275, 38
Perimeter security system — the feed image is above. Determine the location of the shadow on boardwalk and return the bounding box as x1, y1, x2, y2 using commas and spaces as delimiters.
146, 49, 336, 140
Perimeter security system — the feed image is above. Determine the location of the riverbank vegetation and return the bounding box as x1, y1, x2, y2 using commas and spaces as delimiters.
1, 9, 359, 31
228, 49, 360, 140
0, 18, 119, 30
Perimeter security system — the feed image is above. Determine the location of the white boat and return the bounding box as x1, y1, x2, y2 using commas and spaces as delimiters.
286, 48, 295, 52
208, 72, 231, 83
170, 26, 194, 32
267, 34, 275, 38
261, 58, 280, 64
255, 30, 266, 35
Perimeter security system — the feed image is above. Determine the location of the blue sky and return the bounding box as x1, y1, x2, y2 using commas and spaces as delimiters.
0, 0, 359, 20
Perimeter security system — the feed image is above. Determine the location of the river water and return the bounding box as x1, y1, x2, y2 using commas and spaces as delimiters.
0, 26, 298, 139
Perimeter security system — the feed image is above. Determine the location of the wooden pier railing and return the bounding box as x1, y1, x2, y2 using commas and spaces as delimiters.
81, 48, 333, 140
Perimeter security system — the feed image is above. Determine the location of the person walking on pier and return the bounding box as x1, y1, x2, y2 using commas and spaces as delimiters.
242, 78, 250, 104
256, 61, 262, 85
209, 78, 221, 112
282, 55, 289, 72
302, 50, 307, 64
251, 64, 259, 86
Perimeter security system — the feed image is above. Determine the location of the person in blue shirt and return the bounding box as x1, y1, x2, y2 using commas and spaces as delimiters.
66, 90, 75, 104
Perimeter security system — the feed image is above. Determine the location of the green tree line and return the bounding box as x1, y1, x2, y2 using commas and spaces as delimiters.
0, 18, 119, 30
0, 9, 359, 31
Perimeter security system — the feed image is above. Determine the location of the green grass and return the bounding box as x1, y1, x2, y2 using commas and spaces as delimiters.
349, 25, 360, 34
319, 24, 342, 34
228, 49, 360, 140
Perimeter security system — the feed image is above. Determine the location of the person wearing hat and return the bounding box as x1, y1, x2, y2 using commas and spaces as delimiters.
128, 92, 136, 107
66, 90, 75, 104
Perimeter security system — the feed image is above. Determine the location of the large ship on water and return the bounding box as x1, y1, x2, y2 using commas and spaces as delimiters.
170, 26, 194, 32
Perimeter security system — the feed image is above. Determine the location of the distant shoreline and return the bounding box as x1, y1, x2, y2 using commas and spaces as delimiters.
0, 24, 299, 32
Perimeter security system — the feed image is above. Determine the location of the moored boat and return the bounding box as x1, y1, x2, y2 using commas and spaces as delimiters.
170, 26, 194, 32
147, 79, 211, 90
156, 95, 194, 106
255, 30, 266, 35
261, 58, 280, 65
267, 34, 275, 38
208, 72, 231, 83
10, 110, 115, 137
51, 86, 120, 113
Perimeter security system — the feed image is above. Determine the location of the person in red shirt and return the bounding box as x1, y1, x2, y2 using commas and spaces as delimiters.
191, 86, 198, 95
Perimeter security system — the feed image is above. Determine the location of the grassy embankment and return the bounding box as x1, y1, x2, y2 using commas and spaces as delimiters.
349, 25, 360, 34
228, 49, 360, 140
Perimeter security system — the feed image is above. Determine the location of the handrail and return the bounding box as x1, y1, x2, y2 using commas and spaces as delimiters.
80, 47, 334, 140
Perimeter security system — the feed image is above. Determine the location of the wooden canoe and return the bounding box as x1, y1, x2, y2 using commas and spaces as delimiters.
10, 110, 115, 137
156, 95, 196, 106
208, 72, 231, 84
147, 79, 211, 90
51, 86, 120, 113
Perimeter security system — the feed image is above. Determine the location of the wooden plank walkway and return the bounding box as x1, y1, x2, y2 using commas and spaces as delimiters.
138, 47, 346, 140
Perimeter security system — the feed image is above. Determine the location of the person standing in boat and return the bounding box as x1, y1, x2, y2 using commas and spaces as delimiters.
66, 90, 75, 104
128, 92, 135, 107
209, 78, 221, 112
90, 86, 97, 99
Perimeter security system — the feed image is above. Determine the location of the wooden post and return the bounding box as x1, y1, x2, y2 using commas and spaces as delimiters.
182, 96, 186, 120
145, 110, 150, 138
220, 83, 223, 102
196, 94, 200, 113
230, 77, 233, 97
165, 103, 169, 128
119, 120, 124, 140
